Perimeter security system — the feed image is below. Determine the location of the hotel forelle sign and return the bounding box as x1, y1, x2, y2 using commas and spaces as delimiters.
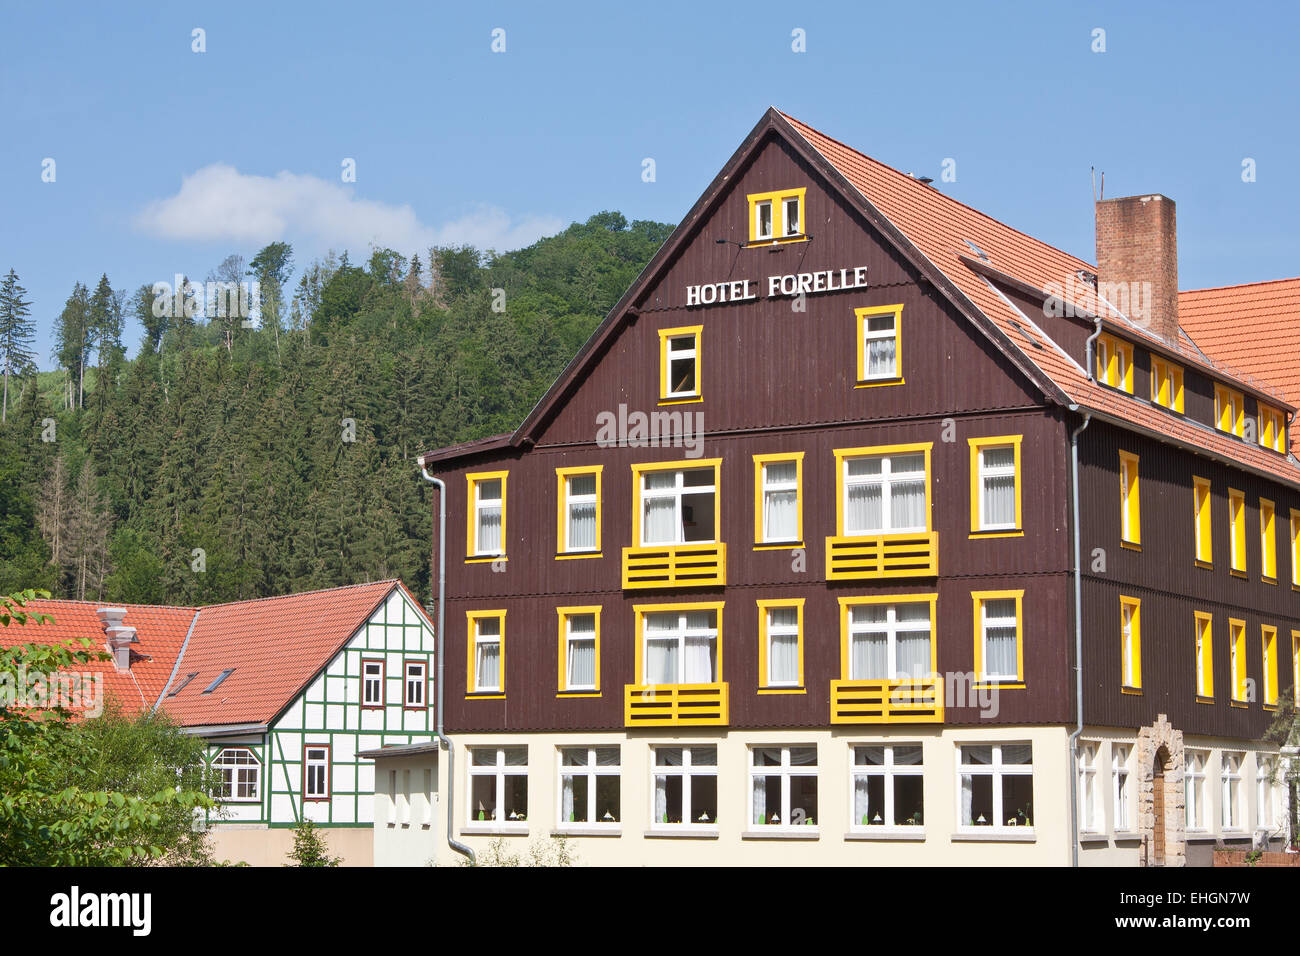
685, 265, 869, 306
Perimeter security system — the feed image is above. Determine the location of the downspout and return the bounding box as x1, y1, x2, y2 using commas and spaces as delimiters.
1068, 405, 1092, 868
421, 461, 475, 865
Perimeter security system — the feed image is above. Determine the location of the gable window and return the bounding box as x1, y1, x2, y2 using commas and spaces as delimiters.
1260, 498, 1277, 583
1096, 334, 1133, 393
855, 304, 903, 386
958, 743, 1034, 830
1228, 488, 1247, 575
1113, 744, 1131, 830
466, 471, 507, 559
852, 744, 924, 830
467, 610, 506, 696
557, 606, 601, 695
303, 745, 330, 801
1150, 357, 1185, 412
1120, 596, 1142, 692
837, 444, 931, 536
1193, 477, 1213, 567
968, 436, 1022, 535
1229, 618, 1248, 704
1078, 742, 1100, 833
1262, 625, 1278, 707
747, 187, 806, 245
559, 746, 620, 827
633, 460, 720, 546
750, 746, 818, 829
1185, 750, 1207, 830
1194, 612, 1214, 700
658, 326, 702, 403
757, 599, 804, 692
468, 746, 527, 825
362, 659, 385, 709
1215, 385, 1245, 438
842, 596, 936, 681
753, 453, 803, 546
638, 605, 720, 686
214, 747, 260, 802
556, 466, 602, 557
1221, 752, 1244, 830
404, 661, 427, 709
1258, 403, 1286, 453
1119, 451, 1140, 549
972, 590, 1024, 685
652, 745, 718, 827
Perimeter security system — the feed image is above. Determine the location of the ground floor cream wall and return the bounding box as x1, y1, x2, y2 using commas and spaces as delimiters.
372, 753, 442, 867
403, 725, 1074, 867
206, 823, 374, 867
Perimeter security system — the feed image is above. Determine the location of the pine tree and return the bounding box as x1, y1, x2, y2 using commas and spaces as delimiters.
35, 454, 71, 593
0, 269, 36, 424
54, 282, 92, 409
67, 459, 113, 600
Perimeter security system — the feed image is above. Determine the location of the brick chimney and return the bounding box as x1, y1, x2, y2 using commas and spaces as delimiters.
1094, 194, 1179, 343
95, 607, 136, 672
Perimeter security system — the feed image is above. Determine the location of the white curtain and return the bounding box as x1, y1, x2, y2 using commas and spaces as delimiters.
765, 489, 798, 541
961, 775, 974, 825
684, 636, 715, 683
645, 614, 678, 684
850, 633, 887, 680
770, 633, 798, 684
846, 483, 882, 534
476, 505, 502, 553
896, 631, 931, 678
642, 474, 677, 544
654, 776, 668, 823
984, 598, 1017, 678
752, 776, 768, 824
854, 777, 872, 826
890, 479, 925, 531
981, 447, 1017, 526
561, 776, 576, 823
867, 337, 896, 377
476, 642, 500, 689
567, 639, 595, 687
568, 501, 597, 549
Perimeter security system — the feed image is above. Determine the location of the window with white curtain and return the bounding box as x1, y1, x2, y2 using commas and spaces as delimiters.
638, 466, 717, 546
842, 452, 927, 535
758, 457, 800, 543
471, 614, 503, 693
1078, 742, 1099, 832
469, 474, 505, 556
559, 469, 600, 553
1113, 744, 1131, 830
958, 743, 1033, 829
468, 746, 527, 825
860, 310, 899, 380
750, 746, 818, 828
1256, 756, 1274, 828
652, 746, 717, 826
978, 445, 1017, 530
1185, 750, 1207, 830
559, 747, 619, 827
562, 611, 598, 692
846, 601, 932, 681
852, 744, 924, 829
1221, 752, 1243, 830
642, 609, 717, 685
762, 604, 801, 688
976, 593, 1021, 684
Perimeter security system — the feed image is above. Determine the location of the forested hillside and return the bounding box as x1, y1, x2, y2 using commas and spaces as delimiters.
0, 212, 673, 606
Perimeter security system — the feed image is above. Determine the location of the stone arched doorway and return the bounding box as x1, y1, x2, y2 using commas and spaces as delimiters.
1137, 714, 1185, 867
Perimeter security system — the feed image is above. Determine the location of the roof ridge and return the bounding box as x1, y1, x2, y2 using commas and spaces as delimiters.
1181, 275, 1300, 295
197, 579, 398, 611
27, 597, 197, 611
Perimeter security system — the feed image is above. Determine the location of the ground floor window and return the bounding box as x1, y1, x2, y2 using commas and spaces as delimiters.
559, 746, 620, 825
1221, 752, 1243, 830
1078, 742, 1099, 832
959, 743, 1033, 829
749, 746, 818, 828
652, 746, 717, 826
469, 746, 527, 823
1113, 744, 1131, 830
214, 747, 260, 802
1186, 750, 1207, 830
1257, 756, 1274, 828
852, 744, 924, 829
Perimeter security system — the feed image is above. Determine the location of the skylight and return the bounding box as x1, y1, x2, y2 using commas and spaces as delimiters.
202, 668, 236, 694
963, 239, 990, 261
168, 672, 199, 697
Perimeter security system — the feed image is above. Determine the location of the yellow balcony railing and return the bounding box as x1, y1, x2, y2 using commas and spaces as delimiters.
829, 677, 944, 724
825, 532, 938, 580
624, 682, 729, 727
622, 543, 726, 589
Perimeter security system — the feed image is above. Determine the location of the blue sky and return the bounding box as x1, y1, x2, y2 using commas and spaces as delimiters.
2, 0, 1297, 368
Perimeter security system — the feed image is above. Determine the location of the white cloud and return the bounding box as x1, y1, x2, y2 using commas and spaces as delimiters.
135, 164, 563, 254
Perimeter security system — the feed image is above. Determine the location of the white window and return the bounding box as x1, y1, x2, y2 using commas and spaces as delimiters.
848, 602, 932, 681
563, 472, 598, 552
564, 613, 597, 691
1078, 742, 1100, 832
639, 467, 716, 546
754, 199, 773, 241
764, 606, 800, 687
1113, 744, 1131, 830
1221, 752, 1243, 830
978, 597, 1020, 683
1186, 750, 1207, 830
304, 745, 330, 800
782, 195, 801, 237
214, 747, 260, 802
843, 453, 927, 535
749, 746, 818, 829
977, 445, 1017, 530
473, 617, 502, 693
759, 460, 799, 543
861, 312, 898, 379
652, 746, 717, 827
472, 477, 504, 555
1256, 756, 1274, 829
468, 746, 527, 824
643, 609, 717, 685
959, 743, 1034, 829
559, 747, 620, 826
404, 661, 426, 707
362, 660, 384, 707
852, 744, 924, 829
664, 332, 698, 399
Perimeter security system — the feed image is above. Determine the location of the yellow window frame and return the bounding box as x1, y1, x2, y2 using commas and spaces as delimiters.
1150, 356, 1185, 412
756, 598, 805, 694
1260, 497, 1277, 583
1228, 488, 1247, 576
968, 435, 1023, 537
1229, 618, 1248, 704
556, 605, 602, 697
1193, 477, 1213, 568
632, 601, 725, 686
1292, 631, 1300, 706
1215, 384, 1245, 438
1194, 611, 1214, 701
465, 470, 508, 562
657, 325, 702, 404
746, 187, 807, 245
465, 609, 507, 698
972, 589, 1025, 688
1258, 404, 1286, 453
630, 457, 722, 547
752, 453, 804, 548
837, 593, 938, 679
1261, 625, 1278, 707
854, 303, 904, 387
833, 442, 934, 536
555, 465, 603, 559
1096, 334, 1134, 393
1120, 595, 1142, 693
1119, 451, 1141, 549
